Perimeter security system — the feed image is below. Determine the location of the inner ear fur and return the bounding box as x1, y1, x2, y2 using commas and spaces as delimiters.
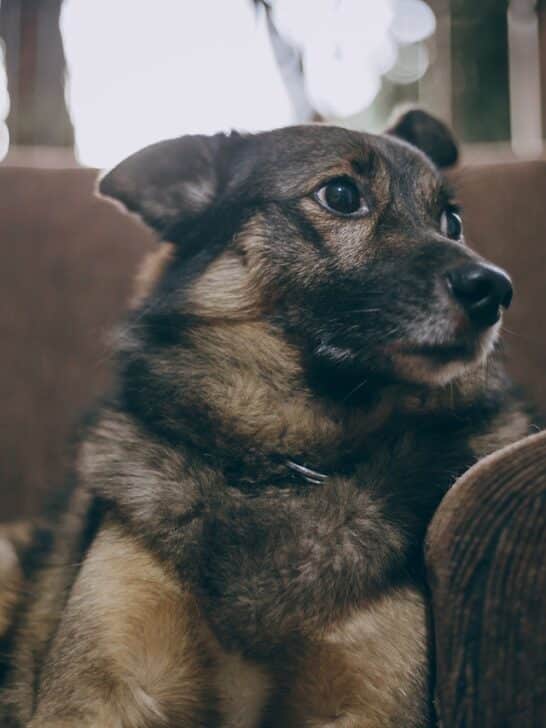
387, 108, 459, 170
98, 132, 244, 236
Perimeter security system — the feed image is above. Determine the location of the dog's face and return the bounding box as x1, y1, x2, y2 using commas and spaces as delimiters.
101, 111, 512, 390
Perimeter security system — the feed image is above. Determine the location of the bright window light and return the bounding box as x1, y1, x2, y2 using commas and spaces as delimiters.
60, 0, 293, 168
271, 0, 436, 117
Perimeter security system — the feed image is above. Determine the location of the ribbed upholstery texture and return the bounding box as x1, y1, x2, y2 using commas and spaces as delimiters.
426, 429, 546, 727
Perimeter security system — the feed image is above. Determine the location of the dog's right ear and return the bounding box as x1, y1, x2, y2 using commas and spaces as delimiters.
98, 132, 243, 236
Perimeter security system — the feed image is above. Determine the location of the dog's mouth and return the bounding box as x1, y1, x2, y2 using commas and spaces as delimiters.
388, 324, 500, 385
399, 341, 476, 364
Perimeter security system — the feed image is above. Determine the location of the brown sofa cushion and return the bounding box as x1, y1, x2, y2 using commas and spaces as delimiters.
450, 161, 546, 418
426, 429, 546, 726
0, 167, 155, 520
0, 160, 544, 521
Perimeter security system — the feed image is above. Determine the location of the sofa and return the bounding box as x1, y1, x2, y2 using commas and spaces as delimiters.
0, 158, 545, 725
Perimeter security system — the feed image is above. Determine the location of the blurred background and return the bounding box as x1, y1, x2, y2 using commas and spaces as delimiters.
1, 0, 546, 521
0, 0, 545, 169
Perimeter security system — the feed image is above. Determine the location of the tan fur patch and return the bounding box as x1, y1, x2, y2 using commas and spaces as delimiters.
27, 521, 271, 727
186, 250, 261, 320
130, 242, 175, 308
214, 653, 272, 728
277, 587, 429, 727
470, 408, 531, 459
184, 319, 396, 457
23, 522, 210, 726
0, 536, 21, 636
0, 521, 33, 636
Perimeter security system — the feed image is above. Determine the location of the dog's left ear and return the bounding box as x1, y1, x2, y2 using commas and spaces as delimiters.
387, 109, 459, 170
98, 132, 244, 236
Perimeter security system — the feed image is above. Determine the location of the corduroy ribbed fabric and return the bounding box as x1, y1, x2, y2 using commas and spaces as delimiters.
426, 429, 546, 727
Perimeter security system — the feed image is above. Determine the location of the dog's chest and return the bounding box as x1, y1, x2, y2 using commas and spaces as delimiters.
197, 450, 438, 655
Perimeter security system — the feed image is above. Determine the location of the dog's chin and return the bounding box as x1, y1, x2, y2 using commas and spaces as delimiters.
388, 324, 500, 386
312, 323, 500, 392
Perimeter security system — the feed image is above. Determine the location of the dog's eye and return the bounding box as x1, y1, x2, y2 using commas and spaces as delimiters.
440, 209, 463, 239
315, 178, 368, 217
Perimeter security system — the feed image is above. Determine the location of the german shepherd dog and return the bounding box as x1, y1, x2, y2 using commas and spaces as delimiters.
0, 111, 531, 727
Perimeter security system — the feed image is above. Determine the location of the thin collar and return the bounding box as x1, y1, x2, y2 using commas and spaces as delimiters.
286, 460, 328, 485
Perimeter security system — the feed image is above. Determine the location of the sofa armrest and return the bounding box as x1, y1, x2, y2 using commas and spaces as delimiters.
425, 430, 546, 727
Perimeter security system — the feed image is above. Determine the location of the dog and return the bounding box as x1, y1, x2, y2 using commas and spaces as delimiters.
0, 110, 531, 727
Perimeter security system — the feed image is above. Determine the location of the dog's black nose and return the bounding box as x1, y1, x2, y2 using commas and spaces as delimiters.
445, 263, 513, 327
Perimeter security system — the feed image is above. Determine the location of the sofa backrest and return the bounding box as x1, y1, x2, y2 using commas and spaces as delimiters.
450, 161, 546, 419
0, 168, 155, 520
0, 161, 544, 520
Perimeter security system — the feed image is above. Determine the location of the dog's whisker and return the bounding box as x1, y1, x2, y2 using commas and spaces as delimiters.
342, 378, 368, 404
375, 325, 401, 341
502, 326, 522, 338
346, 308, 382, 315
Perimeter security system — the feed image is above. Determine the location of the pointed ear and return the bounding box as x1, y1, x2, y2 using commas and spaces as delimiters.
387, 109, 459, 170
98, 133, 240, 235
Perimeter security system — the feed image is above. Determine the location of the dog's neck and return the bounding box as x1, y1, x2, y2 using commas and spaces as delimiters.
119, 315, 488, 480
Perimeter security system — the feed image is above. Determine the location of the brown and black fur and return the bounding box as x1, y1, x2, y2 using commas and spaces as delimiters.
0, 112, 533, 727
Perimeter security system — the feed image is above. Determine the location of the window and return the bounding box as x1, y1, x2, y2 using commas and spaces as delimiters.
0, 1, 544, 166
60, 0, 293, 167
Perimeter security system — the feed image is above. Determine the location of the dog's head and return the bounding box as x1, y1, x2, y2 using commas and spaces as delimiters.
100, 110, 511, 392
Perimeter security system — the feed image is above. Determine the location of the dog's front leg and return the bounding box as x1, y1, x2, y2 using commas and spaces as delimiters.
27, 520, 217, 728
275, 586, 432, 728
